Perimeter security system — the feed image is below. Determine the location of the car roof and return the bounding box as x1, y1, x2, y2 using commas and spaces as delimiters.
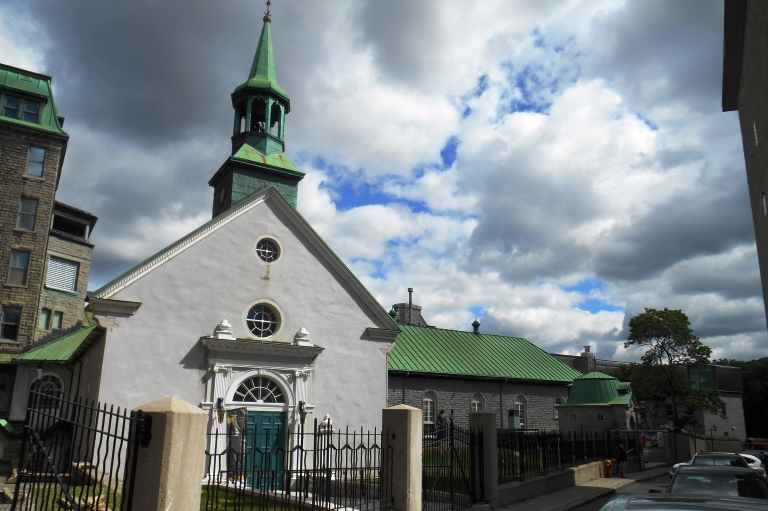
676, 465, 759, 477
602, 494, 768, 510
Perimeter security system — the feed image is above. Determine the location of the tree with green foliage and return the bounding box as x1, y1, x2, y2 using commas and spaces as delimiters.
624, 308, 725, 432
713, 357, 768, 438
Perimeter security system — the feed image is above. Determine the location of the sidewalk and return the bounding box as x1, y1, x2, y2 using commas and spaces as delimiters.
500, 465, 671, 511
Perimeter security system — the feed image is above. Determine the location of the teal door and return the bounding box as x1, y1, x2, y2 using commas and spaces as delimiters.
246, 411, 286, 490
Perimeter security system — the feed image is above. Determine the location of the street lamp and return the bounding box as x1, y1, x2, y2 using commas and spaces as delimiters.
216, 397, 225, 423
710, 424, 717, 452
298, 401, 307, 425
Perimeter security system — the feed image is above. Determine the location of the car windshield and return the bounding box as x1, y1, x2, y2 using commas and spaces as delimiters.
669, 474, 768, 499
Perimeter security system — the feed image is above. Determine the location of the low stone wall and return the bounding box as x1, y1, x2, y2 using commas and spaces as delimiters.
496, 461, 603, 507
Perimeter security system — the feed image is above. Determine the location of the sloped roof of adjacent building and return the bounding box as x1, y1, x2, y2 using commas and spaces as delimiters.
14, 322, 102, 363
0, 63, 67, 136
89, 185, 399, 331
562, 371, 632, 407
388, 325, 583, 383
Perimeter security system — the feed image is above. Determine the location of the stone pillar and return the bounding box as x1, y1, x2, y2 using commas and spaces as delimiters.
382, 405, 422, 511
469, 411, 497, 504
130, 396, 208, 511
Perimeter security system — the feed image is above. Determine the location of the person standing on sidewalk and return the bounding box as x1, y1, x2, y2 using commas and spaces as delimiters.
617, 444, 634, 477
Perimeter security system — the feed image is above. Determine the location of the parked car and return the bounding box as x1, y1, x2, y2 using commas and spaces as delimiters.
599, 494, 768, 510
669, 452, 751, 477
741, 453, 768, 478
666, 465, 768, 499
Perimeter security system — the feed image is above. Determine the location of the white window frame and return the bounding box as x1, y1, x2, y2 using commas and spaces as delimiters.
7, 250, 30, 286
514, 396, 526, 429
0, 306, 21, 341
232, 376, 285, 404
26, 146, 45, 177
16, 197, 38, 230
423, 391, 436, 433
46, 256, 79, 292
470, 393, 484, 412
554, 397, 563, 420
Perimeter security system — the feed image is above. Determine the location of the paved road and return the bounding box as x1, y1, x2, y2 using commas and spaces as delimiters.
568, 474, 670, 511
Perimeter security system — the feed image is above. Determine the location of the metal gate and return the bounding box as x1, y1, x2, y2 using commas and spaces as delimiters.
11, 390, 150, 511
422, 420, 484, 511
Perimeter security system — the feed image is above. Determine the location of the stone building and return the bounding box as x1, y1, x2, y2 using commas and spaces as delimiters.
0, 64, 97, 417
386, 300, 582, 430
723, 0, 768, 328
556, 371, 637, 432
555, 347, 747, 441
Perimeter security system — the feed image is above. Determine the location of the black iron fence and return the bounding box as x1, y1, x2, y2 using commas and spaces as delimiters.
422, 421, 484, 511
203, 418, 391, 511
12, 390, 150, 511
498, 429, 639, 483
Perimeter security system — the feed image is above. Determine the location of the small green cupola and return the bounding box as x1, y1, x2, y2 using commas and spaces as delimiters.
209, 9, 304, 217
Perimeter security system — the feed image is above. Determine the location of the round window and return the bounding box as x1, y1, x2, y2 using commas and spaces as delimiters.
246, 304, 280, 338
597, 414, 605, 421
571, 413, 577, 422
256, 238, 280, 263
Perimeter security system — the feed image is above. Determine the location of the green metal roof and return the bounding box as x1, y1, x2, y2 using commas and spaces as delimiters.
563, 371, 632, 407
234, 16, 290, 106
0, 64, 67, 137
231, 143, 302, 174
14, 323, 100, 363
388, 325, 583, 383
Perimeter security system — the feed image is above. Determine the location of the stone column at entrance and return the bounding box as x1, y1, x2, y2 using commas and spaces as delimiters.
382, 405, 422, 511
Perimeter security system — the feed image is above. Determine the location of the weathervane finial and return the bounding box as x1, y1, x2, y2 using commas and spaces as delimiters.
263, 0, 272, 22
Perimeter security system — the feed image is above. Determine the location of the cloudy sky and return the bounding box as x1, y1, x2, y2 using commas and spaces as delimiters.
2, 0, 764, 362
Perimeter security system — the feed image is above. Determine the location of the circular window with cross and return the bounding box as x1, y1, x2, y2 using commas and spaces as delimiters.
255, 237, 281, 263
246, 303, 280, 338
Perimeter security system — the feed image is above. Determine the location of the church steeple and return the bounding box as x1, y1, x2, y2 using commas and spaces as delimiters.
209, 7, 304, 217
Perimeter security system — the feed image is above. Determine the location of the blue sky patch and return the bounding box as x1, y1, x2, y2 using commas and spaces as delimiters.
575, 298, 623, 314
468, 305, 484, 318
564, 277, 603, 294
440, 136, 459, 168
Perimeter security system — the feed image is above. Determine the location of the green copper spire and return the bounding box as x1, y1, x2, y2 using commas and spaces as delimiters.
210, 6, 304, 217
233, 12, 290, 106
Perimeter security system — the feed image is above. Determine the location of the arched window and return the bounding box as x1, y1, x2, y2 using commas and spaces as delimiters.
30, 374, 62, 409
423, 391, 436, 434
513, 396, 526, 429
233, 376, 285, 404
554, 397, 563, 420
471, 393, 484, 412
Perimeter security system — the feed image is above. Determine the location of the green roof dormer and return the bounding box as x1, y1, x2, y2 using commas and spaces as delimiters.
210, 11, 303, 217
0, 64, 68, 138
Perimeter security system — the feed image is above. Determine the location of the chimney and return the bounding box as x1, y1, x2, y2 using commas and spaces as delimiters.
576, 344, 596, 373
391, 288, 429, 326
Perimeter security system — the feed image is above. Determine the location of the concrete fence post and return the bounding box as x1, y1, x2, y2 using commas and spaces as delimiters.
130, 396, 208, 511
382, 405, 422, 511
469, 411, 498, 505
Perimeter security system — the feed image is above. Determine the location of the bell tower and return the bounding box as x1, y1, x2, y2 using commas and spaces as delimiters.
209, 5, 304, 217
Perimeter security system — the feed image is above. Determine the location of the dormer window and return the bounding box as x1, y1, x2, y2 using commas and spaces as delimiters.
52, 213, 90, 241
2, 94, 41, 124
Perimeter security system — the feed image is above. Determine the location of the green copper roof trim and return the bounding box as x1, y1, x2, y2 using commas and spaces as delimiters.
0, 354, 13, 365
231, 143, 303, 175
234, 17, 289, 103
388, 325, 583, 382
0, 64, 68, 137
15, 323, 99, 363
575, 371, 616, 380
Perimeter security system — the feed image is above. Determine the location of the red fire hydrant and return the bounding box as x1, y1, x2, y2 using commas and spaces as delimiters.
605, 459, 612, 478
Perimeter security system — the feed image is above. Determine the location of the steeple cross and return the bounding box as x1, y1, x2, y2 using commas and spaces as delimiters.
265, 0, 271, 16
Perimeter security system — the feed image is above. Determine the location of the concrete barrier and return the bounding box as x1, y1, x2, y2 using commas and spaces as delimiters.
496, 462, 603, 507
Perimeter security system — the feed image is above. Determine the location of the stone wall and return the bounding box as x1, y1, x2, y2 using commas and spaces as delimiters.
0, 125, 65, 350
35, 234, 93, 342
388, 375, 569, 430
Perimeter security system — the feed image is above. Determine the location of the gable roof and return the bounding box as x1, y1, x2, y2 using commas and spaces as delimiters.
388, 325, 582, 383
14, 323, 102, 363
89, 185, 398, 330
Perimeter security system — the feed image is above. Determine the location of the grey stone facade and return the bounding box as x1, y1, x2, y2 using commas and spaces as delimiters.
0, 124, 66, 351
388, 375, 569, 430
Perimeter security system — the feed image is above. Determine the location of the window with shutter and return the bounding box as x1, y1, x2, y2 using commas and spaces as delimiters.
46, 256, 78, 291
